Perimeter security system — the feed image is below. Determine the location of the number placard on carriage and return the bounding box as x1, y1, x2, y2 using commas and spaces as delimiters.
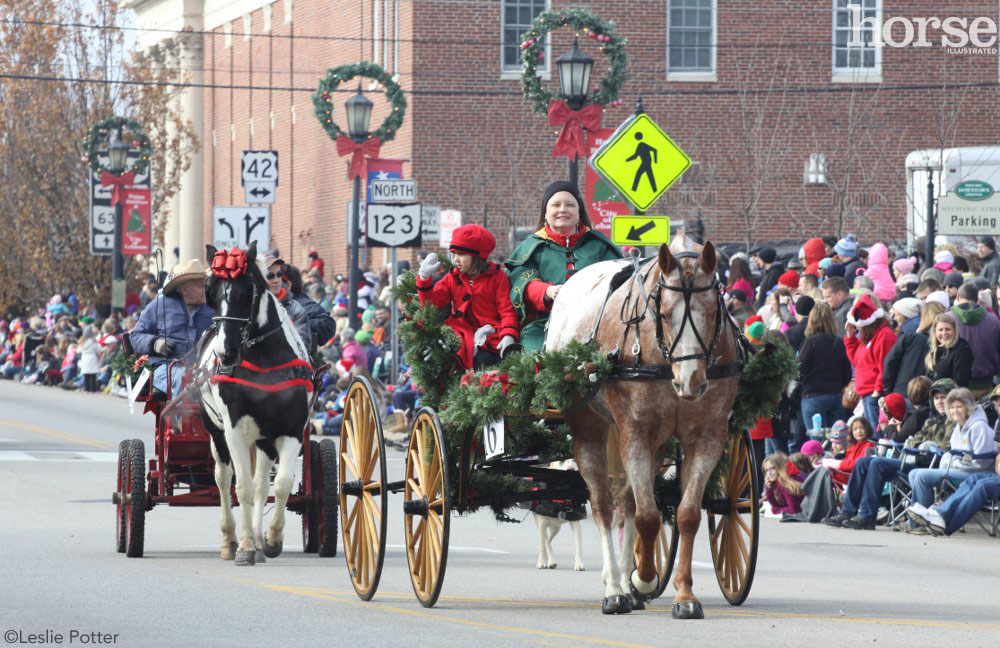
366, 202, 422, 248
483, 419, 505, 460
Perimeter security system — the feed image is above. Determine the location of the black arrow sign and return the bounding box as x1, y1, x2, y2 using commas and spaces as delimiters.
244, 214, 266, 239
626, 221, 657, 241
250, 186, 272, 198
217, 218, 235, 238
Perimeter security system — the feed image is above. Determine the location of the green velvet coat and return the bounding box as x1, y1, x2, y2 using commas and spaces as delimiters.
505, 228, 623, 351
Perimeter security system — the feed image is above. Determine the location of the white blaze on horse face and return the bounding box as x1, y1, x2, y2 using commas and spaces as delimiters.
213, 285, 230, 358
668, 267, 710, 400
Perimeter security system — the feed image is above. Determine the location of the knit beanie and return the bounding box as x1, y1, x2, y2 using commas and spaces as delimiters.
778, 270, 799, 289
835, 233, 858, 258
541, 180, 589, 226
754, 247, 777, 264
745, 321, 765, 346
892, 256, 917, 277
980, 236, 997, 251
825, 263, 846, 278
795, 296, 815, 319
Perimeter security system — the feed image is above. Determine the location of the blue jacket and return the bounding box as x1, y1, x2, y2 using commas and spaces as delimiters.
130, 293, 214, 364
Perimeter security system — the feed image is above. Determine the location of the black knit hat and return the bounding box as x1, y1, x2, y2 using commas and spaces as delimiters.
539, 180, 591, 228
753, 247, 777, 264
980, 236, 997, 251
795, 296, 815, 318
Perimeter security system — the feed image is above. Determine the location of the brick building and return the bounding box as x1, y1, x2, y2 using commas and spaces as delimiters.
128, 0, 1000, 273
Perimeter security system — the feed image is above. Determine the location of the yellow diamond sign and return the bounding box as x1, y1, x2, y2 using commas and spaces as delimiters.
589, 114, 691, 212
611, 216, 671, 246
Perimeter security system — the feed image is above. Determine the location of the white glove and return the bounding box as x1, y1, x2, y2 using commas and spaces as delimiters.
821, 458, 840, 471
473, 324, 495, 349
418, 252, 441, 278
498, 335, 516, 354
153, 338, 176, 355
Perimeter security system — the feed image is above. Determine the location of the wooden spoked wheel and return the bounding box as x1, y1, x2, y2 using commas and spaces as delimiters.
706, 429, 759, 605
403, 408, 450, 608
339, 377, 388, 601
633, 519, 679, 600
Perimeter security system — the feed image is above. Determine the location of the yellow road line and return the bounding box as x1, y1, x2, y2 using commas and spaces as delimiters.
0, 417, 112, 449
251, 582, 1000, 631
254, 583, 653, 648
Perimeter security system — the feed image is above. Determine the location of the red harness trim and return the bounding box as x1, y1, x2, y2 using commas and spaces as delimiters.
210, 375, 314, 392
237, 358, 312, 373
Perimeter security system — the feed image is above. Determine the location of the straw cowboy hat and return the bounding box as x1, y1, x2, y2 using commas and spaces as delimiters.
163, 259, 207, 294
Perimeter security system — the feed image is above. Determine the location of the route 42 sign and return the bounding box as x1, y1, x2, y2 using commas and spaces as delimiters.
241, 151, 278, 185
366, 203, 422, 248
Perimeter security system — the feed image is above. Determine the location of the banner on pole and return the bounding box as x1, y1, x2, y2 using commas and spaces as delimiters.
585, 128, 631, 240
121, 188, 152, 255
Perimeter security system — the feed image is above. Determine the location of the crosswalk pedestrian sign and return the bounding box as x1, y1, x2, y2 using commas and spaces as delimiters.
589, 114, 691, 212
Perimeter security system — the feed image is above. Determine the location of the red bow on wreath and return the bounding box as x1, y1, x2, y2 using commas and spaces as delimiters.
479, 370, 511, 396
99, 171, 136, 206
548, 100, 602, 160
211, 247, 248, 279
336, 135, 382, 180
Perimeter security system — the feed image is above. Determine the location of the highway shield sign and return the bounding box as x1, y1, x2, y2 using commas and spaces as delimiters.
589, 114, 691, 212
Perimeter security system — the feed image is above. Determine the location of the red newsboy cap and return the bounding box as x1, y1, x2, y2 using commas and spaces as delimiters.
449, 224, 496, 260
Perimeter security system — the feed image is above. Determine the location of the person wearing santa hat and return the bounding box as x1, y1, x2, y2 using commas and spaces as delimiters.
418, 224, 519, 369
844, 294, 897, 430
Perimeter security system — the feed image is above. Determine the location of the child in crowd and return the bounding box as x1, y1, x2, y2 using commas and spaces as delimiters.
417, 224, 520, 369
78, 327, 101, 393
763, 452, 805, 515
829, 420, 849, 457
824, 416, 876, 486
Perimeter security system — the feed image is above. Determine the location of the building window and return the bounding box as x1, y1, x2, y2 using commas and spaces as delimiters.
833, 0, 881, 78
668, 0, 715, 75
501, 0, 548, 74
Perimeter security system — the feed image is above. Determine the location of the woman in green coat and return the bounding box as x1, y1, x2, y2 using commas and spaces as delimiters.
505, 180, 623, 351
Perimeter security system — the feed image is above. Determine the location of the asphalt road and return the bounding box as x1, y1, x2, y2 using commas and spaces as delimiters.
1, 379, 998, 648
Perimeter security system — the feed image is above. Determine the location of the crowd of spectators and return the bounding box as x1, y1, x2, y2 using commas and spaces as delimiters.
730, 234, 1000, 537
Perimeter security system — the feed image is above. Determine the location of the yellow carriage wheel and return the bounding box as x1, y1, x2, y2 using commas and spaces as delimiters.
338, 376, 388, 600
707, 429, 759, 605
403, 408, 450, 607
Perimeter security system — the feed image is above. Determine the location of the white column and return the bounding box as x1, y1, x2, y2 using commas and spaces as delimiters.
161, 43, 181, 269
178, 31, 205, 264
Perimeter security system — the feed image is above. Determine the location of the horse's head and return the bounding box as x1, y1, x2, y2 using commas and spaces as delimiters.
656, 238, 721, 401
204, 241, 265, 369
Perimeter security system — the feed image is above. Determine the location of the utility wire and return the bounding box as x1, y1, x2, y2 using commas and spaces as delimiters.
0, 70, 994, 97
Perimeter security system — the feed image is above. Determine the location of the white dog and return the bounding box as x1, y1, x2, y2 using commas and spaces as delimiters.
532, 459, 586, 571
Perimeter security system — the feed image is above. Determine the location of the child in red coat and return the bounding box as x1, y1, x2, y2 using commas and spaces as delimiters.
417, 224, 520, 369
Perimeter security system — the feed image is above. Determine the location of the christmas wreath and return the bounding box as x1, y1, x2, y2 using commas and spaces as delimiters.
312, 62, 407, 143
519, 8, 628, 115
82, 116, 152, 177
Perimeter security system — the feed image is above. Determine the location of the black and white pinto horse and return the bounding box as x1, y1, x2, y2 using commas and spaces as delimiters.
198, 242, 312, 566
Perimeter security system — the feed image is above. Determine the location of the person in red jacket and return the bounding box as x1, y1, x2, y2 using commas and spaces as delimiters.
844, 294, 897, 431
417, 224, 519, 370
802, 237, 827, 276
823, 415, 876, 487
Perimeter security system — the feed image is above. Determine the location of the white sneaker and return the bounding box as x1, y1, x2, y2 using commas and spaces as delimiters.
923, 507, 946, 529
907, 502, 927, 515
876, 506, 890, 523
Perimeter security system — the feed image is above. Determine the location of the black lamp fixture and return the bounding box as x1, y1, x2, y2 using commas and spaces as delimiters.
556, 37, 594, 110
344, 85, 374, 141
107, 129, 129, 175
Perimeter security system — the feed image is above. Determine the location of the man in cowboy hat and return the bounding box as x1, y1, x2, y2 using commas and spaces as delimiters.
130, 258, 215, 396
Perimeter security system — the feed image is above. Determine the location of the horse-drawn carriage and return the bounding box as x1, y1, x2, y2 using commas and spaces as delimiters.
113, 245, 340, 563
335, 239, 794, 616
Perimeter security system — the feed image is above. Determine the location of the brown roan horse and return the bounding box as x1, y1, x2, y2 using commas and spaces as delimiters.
545, 235, 741, 618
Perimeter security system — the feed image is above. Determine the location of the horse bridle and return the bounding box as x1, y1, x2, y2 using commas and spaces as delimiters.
605, 252, 741, 381
211, 280, 283, 349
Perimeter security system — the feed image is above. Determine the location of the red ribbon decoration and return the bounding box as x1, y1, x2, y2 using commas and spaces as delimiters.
99, 171, 136, 206
335, 135, 382, 180
211, 247, 248, 279
547, 100, 603, 160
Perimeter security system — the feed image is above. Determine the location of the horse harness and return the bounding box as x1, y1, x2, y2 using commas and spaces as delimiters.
210, 280, 286, 350
588, 253, 748, 382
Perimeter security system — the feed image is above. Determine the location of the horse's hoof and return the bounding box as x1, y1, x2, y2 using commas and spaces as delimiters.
601, 595, 632, 615
672, 601, 704, 619
234, 550, 256, 566
630, 595, 646, 611
221, 543, 237, 561
254, 549, 267, 564
263, 540, 283, 558
629, 569, 659, 603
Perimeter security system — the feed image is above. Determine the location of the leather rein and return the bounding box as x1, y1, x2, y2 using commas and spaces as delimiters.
589, 252, 744, 382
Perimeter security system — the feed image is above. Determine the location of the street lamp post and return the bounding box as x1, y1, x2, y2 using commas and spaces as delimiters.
926, 169, 936, 271
556, 38, 593, 190
107, 130, 130, 317
345, 86, 373, 332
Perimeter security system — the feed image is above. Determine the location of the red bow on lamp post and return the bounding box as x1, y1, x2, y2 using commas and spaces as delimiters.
547, 100, 602, 159
336, 135, 382, 180
99, 170, 135, 205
